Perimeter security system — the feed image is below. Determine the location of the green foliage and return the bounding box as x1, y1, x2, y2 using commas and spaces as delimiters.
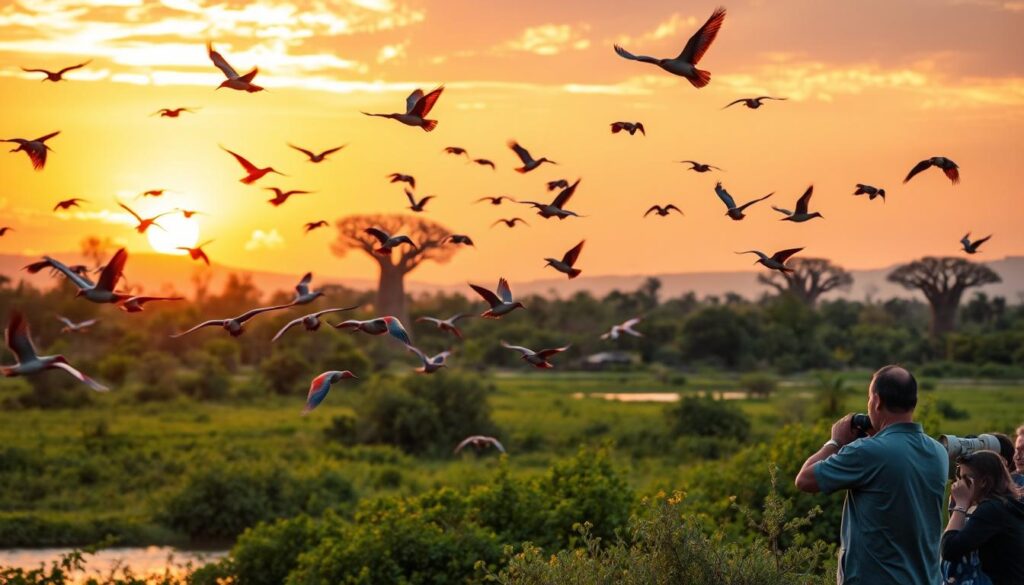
666, 396, 751, 441
177, 354, 229, 401
261, 349, 312, 396
741, 372, 778, 398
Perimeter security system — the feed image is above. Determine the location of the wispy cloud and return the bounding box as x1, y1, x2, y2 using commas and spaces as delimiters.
377, 41, 408, 64
244, 228, 284, 251
502, 24, 591, 56
611, 12, 697, 48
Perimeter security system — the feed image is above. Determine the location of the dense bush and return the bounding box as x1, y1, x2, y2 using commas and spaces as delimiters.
665, 396, 751, 441
260, 348, 311, 395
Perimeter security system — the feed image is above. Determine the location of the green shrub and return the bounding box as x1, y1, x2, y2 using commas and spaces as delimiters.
176, 355, 229, 401
741, 372, 778, 398
665, 396, 750, 441
260, 349, 311, 396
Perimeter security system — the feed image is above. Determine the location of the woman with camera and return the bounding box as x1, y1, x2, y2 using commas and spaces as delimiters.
942, 450, 1024, 585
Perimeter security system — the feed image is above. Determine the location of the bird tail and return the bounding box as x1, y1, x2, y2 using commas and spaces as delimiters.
514, 166, 527, 174
567, 269, 582, 279
240, 176, 257, 185
421, 119, 438, 132
689, 69, 711, 89
374, 246, 390, 256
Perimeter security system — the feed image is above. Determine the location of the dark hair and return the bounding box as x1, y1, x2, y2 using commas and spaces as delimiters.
957, 450, 1024, 504
870, 365, 917, 413
993, 432, 1016, 471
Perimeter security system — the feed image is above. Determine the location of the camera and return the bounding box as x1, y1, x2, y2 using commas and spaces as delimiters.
940, 434, 1002, 479
850, 413, 872, 438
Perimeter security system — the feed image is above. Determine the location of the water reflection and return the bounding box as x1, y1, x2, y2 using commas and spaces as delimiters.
0, 547, 225, 582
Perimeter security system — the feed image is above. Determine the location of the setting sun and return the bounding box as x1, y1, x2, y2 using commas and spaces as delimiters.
146, 213, 200, 255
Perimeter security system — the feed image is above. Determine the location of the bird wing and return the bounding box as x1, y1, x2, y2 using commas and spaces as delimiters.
722, 99, 746, 109
124, 295, 183, 306
795, 185, 813, 215
405, 89, 424, 114
319, 145, 345, 157
56, 316, 75, 328
613, 44, 660, 65
551, 179, 580, 208
96, 248, 128, 292
643, 206, 659, 217
771, 205, 792, 216
678, 6, 726, 64
469, 283, 501, 307
405, 189, 417, 206
512, 218, 529, 226
475, 159, 495, 168
236, 304, 292, 324
313, 305, 359, 319
171, 320, 225, 338
665, 204, 683, 214
288, 143, 316, 159
410, 86, 444, 117
535, 345, 570, 359
271, 317, 304, 342
960, 233, 971, 247
5, 311, 38, 364
562, 240, 585, 267
79, 319, 98, 328
406, 345, 428, 365
365, 227, 390, 244
295, 272, 312, 295
714, 183, 736, 209
42, 256, 94, 290
496, 278, 513, 302
904, 159, 932, 183
500, 341, 532, 355
489, 438, 506, 453
759, 96, 787, 101
622, 317, 642, 329
454, 436, 480, 454
117, 202, 144, 225
207, 42, 239, 79
58, 60, 91, 75
35, 131, 60, 143
736, 192, 773, 212
973, 235, 992, 248
416, 317, 442, 326
222, 146, 259, 173
771, 247, 804, 263
51, 361, 107, 391
508, 141, 532, 164
738, 250, 768, 261
21, 67, 50, 74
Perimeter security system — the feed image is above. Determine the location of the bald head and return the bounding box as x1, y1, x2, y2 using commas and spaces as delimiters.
870, 365, 917, 413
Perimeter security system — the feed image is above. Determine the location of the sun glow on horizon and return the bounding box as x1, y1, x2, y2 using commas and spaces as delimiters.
146, 213, 200, 255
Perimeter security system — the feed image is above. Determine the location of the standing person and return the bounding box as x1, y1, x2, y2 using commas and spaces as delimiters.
942, 450, 1024, 585
1014, 425, 1024, 487
794, 365, 948, 585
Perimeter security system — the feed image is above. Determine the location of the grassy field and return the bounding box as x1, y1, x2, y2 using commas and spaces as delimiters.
0, 370, 1022, 548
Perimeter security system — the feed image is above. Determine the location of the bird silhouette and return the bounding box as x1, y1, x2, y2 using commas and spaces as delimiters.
610, 122, 645, 135
491, 218, 529, 229
303, 371, 357, 415
476, 195, 516, 206
0, 227, 13, 237
644, 204, 683, 217
738, 248, 804, 273
208, 41, 263, 92
332, 316, 413, 346
56, 316, 98, 334
152, 108, 198, 118
444, 234, 475, 247
177, 240, 214, 265
715, 182, 773, 220
601, 318, 643, 340
117, 295, 184, 313
723, 96, 787, 110
266, 188, 311, 207
272, 306, 359, 342
405, 189, 435, 212
472, 158, 496, 170
772, 186, 823, 222
519, 179, 583, 219
365, 227, 417, 256
172, 304, 292, 338
508, 140, 557, 173
545, 240, 585, 279
407, 346, 451, 374
53, 198, 87, 211
678, 160, 723, 173
2, 311, 107, 391
454, 435, 506, 454
960, 233, 992, 254
547, 179, 569, 191
289, 143, 346, 163
304, 220, 329, 233
291, 272, 324, 305
613, 7, 726, 88
444, 146, 470, 157
21, 60, 91, 82
469, 278, 525, 318
363, 86, 444, 131
416, 314, 472, 339
853, 184, 886, 202
222, 146, 285, 184
118, 202, 174, 233
28, 249, 131, 304
501, 340, 570, 369
904, 157, 960, 185
3, 131, 59, 170
387, 173, 416, 189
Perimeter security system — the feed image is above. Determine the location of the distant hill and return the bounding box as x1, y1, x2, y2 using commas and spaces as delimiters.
2, 253, 1021, 303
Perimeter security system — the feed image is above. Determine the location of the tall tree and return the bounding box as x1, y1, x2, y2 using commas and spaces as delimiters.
757, 257, 853, 307
887, 257, 1001, 336
331, 214, 456, 324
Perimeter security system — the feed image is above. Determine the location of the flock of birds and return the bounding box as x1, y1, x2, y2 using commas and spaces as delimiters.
0, 6, 992, 455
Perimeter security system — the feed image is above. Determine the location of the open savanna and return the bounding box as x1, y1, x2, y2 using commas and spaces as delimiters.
1, 369, 1021, 549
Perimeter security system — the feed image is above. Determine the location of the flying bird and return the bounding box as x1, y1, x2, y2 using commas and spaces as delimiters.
222, 146, 285, 184
723, 96, 787, 110
152, 108, 198, 118
3, 131, 59, 170
177, 240, 214, 265
469, 278, 524, 319
738, 248, 804, 273
904, 157, 960, 185
56, 316, 97, 334
715, 182, 773, 220
444, 234, 475, 247
172, 304, 292, 338
454, 435, 505, 455
444, 146, 470, 157
266, 187, 311, 207
362, 86, 444, 132
416, 314, 472, 339
405, 189, 435, 212
118, 202, 174, 233
520, 179, 583, 219
289, 143, 346, 163
21, 60, 91, 82
678, 160, 723, 173
476, 195, 516, 206
472, 158, 496, 170
610, 122, 645, 135
304, 220, 329, 233
960, 233, 992, 254
303, 370, 357, 415
177, 208, 205, 218
613, 6, 726, 88
272, 306, 359, 342
601, 317, 643, 340
0, 227, 13, 237
387, 173, 415, 189
491, 217, 529, 229
772, 186, 823, 222
545, 240, 585, 279
291, 272, 324, 305
137, 189, 172, 199
644, 204, 683, 217
365, 227, 417, 256
332, 316, 413, 346
547, 179, 569, 191
118, 295, 184, 313
853, 184, 885, 201
28, 249, 130, 304
208, 41, 263, 92
53, 198, 86, 211
407, 346, 450, 374
508, 140, 557, 173
501, 340, 570, 369
2, 311, 107, 391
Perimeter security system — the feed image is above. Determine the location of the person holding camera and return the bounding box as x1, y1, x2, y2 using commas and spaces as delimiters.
795, 365, 948, 585
941, 450, 1024, 585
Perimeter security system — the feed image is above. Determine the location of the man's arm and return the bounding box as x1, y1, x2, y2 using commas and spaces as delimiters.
795, 413, 857, 493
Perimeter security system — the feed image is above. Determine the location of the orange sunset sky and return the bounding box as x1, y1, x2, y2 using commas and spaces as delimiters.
0, 0, 1022, 288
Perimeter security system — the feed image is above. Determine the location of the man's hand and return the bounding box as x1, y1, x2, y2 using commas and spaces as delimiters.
830, 414, 858, 447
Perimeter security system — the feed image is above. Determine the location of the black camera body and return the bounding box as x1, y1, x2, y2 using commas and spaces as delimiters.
850, 413, 873, 438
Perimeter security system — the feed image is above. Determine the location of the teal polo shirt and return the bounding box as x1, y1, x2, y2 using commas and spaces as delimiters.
813, 422, 948, 585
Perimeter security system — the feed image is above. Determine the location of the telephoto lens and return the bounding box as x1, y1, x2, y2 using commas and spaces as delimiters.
850, 414, 873, 438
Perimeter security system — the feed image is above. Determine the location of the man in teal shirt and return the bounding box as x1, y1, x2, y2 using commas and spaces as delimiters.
795, 365, 948, 585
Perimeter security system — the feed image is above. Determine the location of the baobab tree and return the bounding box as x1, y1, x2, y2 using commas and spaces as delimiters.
887, 257, 1001, 336
331, 214, 456, 324
757, 257, 853, 307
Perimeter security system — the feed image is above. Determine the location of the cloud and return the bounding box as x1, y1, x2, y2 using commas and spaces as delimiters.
612, 12, 697, 47
244, 228, 284, 251
502, 24, 591, 56
377, 41, 408, 64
